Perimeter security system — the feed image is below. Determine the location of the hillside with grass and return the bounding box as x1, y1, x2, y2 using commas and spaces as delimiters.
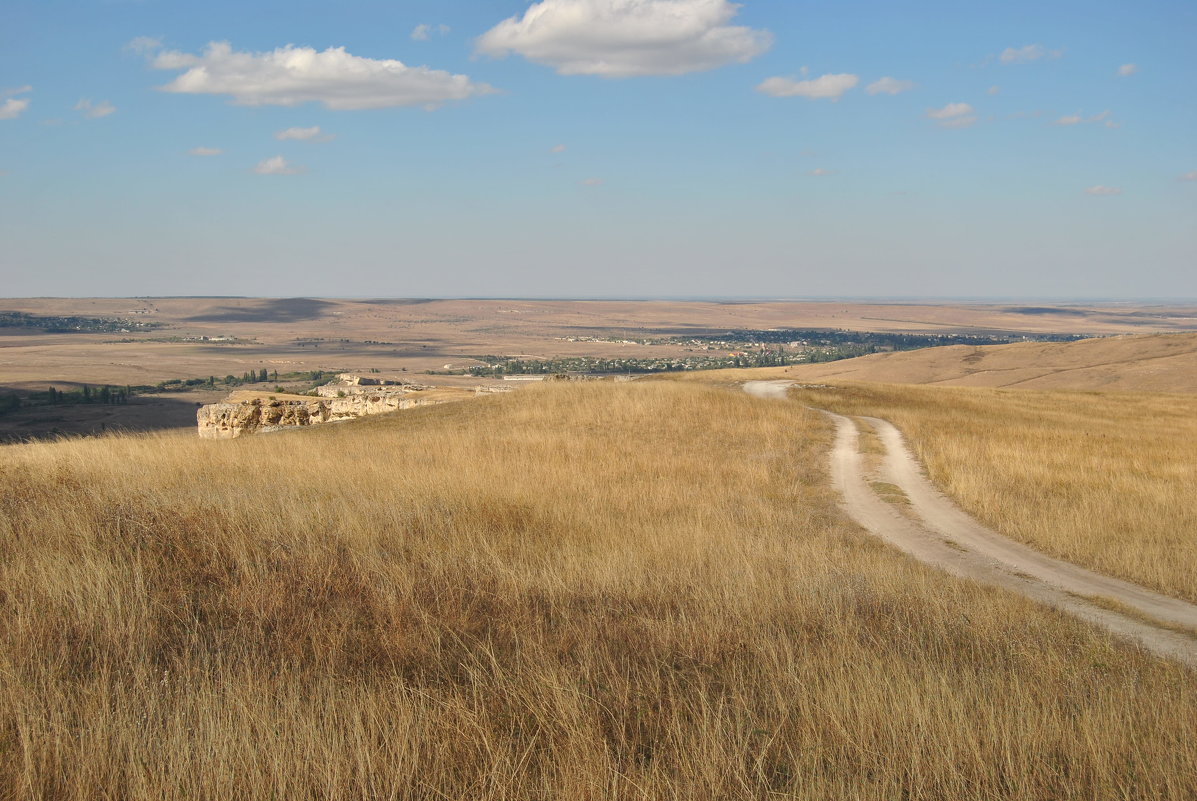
3, 380, 1196, 799
783, 332, 1197, 392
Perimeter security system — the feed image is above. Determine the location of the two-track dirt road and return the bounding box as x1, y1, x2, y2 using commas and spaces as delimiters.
744, 380, 1197, 667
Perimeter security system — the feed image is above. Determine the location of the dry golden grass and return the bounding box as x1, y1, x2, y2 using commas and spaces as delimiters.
791, 382, 1197, 603
784, 333, 1197, 393
2, 381, 1196, 799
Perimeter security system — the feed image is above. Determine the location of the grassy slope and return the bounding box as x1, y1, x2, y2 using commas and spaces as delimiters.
789, 382, 1197, 603
3, 381, 1196, 799
784, 332, 1197, 393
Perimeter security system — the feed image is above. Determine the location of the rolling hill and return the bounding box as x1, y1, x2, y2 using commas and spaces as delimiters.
785, 332, 1197, 393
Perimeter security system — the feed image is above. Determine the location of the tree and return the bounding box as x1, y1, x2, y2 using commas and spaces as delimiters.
258, 368, 268, 382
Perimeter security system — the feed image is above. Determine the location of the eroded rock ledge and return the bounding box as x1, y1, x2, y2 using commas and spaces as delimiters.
197, 375, 468, 439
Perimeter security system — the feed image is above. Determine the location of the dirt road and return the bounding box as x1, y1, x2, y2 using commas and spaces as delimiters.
743, 380, 1197, 667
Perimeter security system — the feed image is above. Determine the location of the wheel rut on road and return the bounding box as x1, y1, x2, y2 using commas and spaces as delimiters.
743, 380, 1197, 668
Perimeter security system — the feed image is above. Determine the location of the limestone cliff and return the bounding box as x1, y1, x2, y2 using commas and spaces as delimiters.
197, 375, 468, 439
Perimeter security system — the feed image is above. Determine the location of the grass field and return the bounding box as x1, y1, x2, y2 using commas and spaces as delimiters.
788, 382, 1197, 603
3, 381, 1196, 799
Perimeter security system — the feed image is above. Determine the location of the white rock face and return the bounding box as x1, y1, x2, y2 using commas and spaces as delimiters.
197, 377, 437, 439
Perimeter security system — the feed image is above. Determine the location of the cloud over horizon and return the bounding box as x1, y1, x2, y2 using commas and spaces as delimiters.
756, 72, 858, 100
999, 44, 1061, 64
75, 98, 116, 119
275, 125, 334, 142
1, 86, 33, 120
927, 102, 977, 128
150, 42, 495, 110
253, 155, 303, 175
1084, 185, 1122, 195
865, 77, 914, 95
476, 0, 772, 77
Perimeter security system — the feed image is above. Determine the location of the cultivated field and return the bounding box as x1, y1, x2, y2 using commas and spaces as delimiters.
4, 297, 1196, 391
786, 382, 1197, 603
3, 381, 1195, 799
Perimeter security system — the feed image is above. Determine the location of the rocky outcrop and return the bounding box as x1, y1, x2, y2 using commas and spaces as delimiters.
197, 375, 447, 439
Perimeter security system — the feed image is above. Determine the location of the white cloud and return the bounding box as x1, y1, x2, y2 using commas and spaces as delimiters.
580, 177, 603, 186
756, 73, 859, 100
1054, 110, 1116, 127
253, 155, 304, 175
999, 44, 1060, 64
1084, 185, 1122, 196
188, 146, 223, 156
808, 168, 836, 176
865, 77, 914, 96
125, 36, 163, 54
1, 86, 32, 120
1179, 171, 1197, 182
476, 0, 772, 78
150, 42, 495, 110
987, 85, 1001, 95
0, 97, 30, 120
550, 143, 567, 153
1117, 63, 1137, 77
927, 102, 973, 120
75, 98, 116, 119
275, 125, 334, 142
411, 23, 450, 41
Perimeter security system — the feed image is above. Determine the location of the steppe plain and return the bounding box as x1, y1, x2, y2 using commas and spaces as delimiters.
3, 296, 1197, 438
5, 297, 1197, 798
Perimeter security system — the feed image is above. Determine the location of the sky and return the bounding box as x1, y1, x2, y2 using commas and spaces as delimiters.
1, 0, 1195, 299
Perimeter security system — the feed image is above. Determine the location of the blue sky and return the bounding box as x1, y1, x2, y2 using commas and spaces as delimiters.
1, 0, 1194, 298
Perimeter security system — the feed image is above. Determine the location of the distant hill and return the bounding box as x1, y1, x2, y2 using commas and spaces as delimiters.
785, 333, 1197, 393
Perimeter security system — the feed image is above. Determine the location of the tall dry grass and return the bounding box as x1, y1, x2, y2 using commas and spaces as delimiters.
791, 382, 1197, 602
2, 381, 1195, 800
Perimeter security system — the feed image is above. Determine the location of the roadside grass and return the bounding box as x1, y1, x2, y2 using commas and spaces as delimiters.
2, 380, 1196, 799
787, 382, 1197, 603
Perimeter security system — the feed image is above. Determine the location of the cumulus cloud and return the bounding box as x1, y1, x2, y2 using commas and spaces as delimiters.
865, 76, 914, 96
476, 0, 772, 77
927, 102, 972, 120
999, 44, 1060, 64
757, 73, 858, 100
1179, 171, 1197, 182
411, 24, 450, 41
550, 143, 567, 153
0, 97, 30, 120
987, 85, 1001, 95
807, 168, 836, 176
926, 102, 976, 128
75, 98, 116, 118
580, 177, 603, 186
254, 155, 304, 175
275, 125, 334, 142
150, 42, 494, 110
1, 86, 32, 120
188, 146, 223, 156
1117, 63, 1137, 76
1084, 185, 1122, 196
